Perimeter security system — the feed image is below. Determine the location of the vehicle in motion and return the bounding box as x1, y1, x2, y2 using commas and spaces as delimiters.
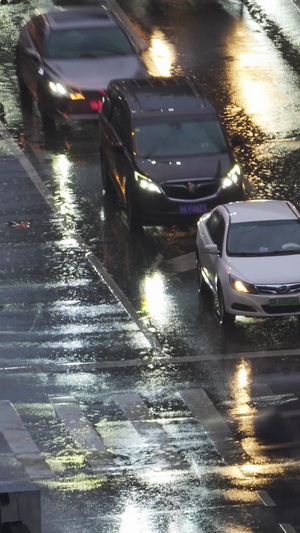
15, 6, 149, 125
195, 199, 300, 325
98, 76, 245, 228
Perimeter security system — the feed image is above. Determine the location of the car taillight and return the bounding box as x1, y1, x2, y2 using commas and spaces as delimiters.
90, 91, 106, 111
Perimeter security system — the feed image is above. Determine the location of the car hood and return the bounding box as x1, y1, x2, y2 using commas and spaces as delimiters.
228, 255, 300, 284
44, 56, 148, 90
134, 153, 233, 182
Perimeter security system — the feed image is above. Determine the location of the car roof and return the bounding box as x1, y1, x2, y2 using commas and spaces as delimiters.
107, 76, 216, 118
40, 6, 117, 30
222, 200, 300, 223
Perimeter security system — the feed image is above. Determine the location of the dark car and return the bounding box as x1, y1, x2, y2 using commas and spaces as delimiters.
98, 76, 245, 228
15, 6, 149, 126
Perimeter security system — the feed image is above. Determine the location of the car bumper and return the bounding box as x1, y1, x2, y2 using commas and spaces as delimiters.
224, 288, 300, 317
42, 92, 104, 120
132, 186, 244, 225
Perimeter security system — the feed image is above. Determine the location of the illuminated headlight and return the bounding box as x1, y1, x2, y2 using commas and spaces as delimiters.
134, 171, 161, 193
229, 275, 257, 294
221, 164, 242, 189
48, 81, 68, 96
48, 82, 85, 101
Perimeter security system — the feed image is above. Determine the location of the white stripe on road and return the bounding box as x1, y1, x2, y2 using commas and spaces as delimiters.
0, 400, 54, 479
256, 490, 276, 507
180, 388, 244, 465
114, 392, 189, 469
1, 346, 300, 373
280, 524, 297, 533
50, 395, 106, 451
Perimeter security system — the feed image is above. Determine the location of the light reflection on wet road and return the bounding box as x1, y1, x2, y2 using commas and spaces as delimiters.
1, 0, 300, 532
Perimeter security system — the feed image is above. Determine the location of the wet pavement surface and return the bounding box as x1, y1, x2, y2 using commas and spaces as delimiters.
1, 0, 300, 532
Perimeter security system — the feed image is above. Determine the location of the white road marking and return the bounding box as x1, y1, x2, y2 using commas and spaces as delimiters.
1, 346, 300, 373
180, 388, 244, 465
280, 524, 297, 533
114, 392, 189, 469
0, 400, 54, 479
50, 395, 106, 451
256, 490, 276, 507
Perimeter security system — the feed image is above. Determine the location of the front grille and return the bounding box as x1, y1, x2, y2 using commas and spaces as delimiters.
256, 283, 300, 295
161, 178, 219, 201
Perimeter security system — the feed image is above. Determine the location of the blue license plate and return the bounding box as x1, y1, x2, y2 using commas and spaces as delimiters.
179, 204, 207, 215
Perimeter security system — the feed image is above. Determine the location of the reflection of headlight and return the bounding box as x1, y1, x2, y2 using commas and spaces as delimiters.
134, 171, 161, 193
221, 164, 242, 189
229, 274, 257, 294
48, 81, 85, 100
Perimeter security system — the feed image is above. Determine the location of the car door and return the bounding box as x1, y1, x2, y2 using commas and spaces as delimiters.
202, 210, 225, 291
104, 97, 133, 202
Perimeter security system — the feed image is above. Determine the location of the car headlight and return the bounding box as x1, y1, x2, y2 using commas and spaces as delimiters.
134, 171, 161, 193
221, 164, 242, 189
48, 81, 85, 101
229, 275, 258, 294
48, 81, 68, 96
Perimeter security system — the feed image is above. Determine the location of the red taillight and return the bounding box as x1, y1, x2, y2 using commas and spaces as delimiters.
90, 90, 106, 111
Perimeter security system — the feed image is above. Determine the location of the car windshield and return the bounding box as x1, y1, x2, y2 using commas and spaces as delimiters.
227, 220, 300, 256
46, 26, 135, 59
133, 118, 228, 158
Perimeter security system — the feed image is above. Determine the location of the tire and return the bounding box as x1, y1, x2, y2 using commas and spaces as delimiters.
15, 51, 32, 107
38, 89, 56, 129
196, 251, 209, 295
100, 151, 113, 195
126, 185, 143, 231
217, 284, 235, 326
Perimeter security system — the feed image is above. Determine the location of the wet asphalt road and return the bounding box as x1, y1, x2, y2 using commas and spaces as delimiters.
1, 0, 300, 531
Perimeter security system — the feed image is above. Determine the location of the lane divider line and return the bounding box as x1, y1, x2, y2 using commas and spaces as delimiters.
1, 345, 300, 373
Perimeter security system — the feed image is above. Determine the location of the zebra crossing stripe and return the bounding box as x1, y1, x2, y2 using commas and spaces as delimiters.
279, 524, 297, 533
180, 388, 244, 465
114, 392, 189, 470
0, 400, 54, 479
50, 396, 106, 451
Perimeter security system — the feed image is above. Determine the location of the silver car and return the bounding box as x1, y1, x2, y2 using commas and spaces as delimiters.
16, 5, 149, 126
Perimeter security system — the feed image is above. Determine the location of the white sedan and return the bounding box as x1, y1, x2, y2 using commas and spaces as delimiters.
195, 199, 300, 325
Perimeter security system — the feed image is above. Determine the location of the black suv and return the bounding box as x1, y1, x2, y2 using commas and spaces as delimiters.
99, 76, 245, 228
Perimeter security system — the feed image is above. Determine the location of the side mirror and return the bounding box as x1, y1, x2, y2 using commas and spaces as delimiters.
111, 140, 124, 154
138, 40, 150, 52
25, 47, 40, 61
231, 134, 243, 148
204, 243, 219, 255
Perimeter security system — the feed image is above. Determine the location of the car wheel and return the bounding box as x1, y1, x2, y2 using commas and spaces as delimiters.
196, 250, 209, 295
15, 51, 32, 106
217, 284, 235, 326
38, 90, 56, 130
100, 151, 113, 195
126, 184, 143, 231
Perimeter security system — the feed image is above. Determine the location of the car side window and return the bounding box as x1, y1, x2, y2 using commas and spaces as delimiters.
206, 211, 225, 251
110, 101, 131, 150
